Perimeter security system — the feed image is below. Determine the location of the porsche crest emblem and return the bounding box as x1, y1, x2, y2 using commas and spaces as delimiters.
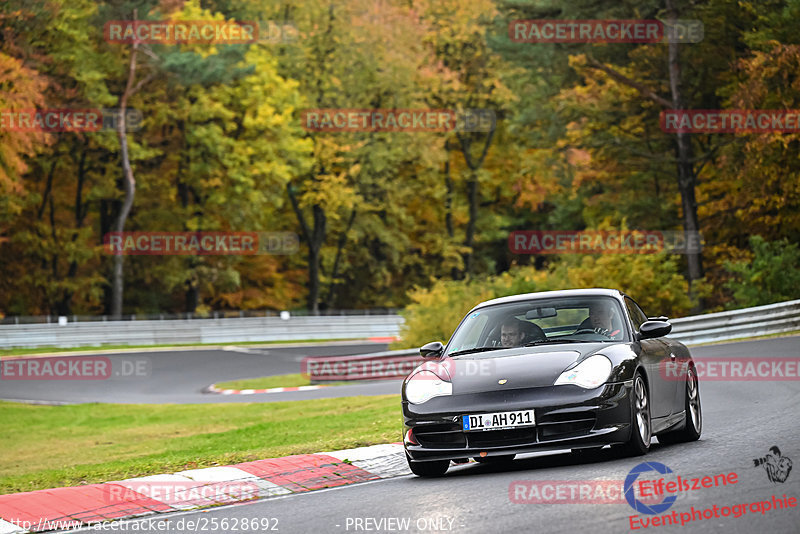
498, 379, 508, 385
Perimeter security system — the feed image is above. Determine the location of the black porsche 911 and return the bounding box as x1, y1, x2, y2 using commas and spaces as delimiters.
401, 288, 702, 477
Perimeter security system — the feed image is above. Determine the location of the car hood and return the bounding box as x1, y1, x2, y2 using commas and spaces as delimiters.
445, 343, 611, 394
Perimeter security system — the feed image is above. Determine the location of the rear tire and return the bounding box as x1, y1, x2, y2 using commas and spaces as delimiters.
657, 364, 702, 444
615, 372, 651, 457
406, 452, 449, 477
473, 454, 515, 464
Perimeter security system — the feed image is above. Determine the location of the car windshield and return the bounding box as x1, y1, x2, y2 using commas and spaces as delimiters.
445, 296, 629, 357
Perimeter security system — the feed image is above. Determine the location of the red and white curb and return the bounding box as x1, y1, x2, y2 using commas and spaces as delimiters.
0, 444, 408, 533
205, 384, 328, 395
322, 444, 411, 479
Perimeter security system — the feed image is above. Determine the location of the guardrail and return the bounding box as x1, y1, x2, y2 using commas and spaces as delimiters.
303, 299, 800, 382
0, 308, 399, 325
0, 315, 403, 349
1, 299, 798, 351
667, 299, 800, 345
301, 350, 419, 382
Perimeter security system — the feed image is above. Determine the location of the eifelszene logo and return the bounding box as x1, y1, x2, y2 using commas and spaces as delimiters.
624, 462, 678, 515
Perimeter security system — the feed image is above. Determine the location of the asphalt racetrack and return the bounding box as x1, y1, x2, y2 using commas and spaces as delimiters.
0, 341, 397, 404
63, 335, 800, 534
4, 336, 800, 533
1, 336, 797, 406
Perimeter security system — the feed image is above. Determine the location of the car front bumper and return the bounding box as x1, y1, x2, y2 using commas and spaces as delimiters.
403, 381, 633, 463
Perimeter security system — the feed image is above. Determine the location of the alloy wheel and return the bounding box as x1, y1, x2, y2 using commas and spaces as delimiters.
687, 367, 702, 434
634, 376, 651, 447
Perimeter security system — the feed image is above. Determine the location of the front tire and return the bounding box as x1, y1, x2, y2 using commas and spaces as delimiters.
615, 372, 651, 457
658, 364, 702, 444
406, 452, 449, 477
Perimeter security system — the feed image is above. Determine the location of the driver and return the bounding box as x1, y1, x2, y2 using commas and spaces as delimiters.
584, 303, 621, 338
500, 318, 527, 348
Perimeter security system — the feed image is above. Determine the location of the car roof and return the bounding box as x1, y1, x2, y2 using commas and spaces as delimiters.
470, 288, 625, 313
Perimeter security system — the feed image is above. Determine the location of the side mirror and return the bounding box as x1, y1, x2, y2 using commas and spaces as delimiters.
420, 341, 444, 360
639, 320, 672, 340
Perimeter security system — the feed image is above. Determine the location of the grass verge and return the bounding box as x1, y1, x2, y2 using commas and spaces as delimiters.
0, 396, 402, 495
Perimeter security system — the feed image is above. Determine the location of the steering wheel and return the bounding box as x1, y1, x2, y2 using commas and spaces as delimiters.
574, 327, 611, 337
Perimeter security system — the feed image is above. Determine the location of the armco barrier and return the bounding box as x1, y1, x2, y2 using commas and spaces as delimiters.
0, 299, 797, 351
668, 299, 800, 345
302, 350, 419, 383
303, 299, 800, 382
0, 315, 403, 349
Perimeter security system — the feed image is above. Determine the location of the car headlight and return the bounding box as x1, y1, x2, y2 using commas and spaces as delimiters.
554, 355, 612, 389
405, 370, 453, 404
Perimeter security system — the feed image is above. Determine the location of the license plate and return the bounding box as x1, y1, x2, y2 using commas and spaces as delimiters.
462, 410, 535, 432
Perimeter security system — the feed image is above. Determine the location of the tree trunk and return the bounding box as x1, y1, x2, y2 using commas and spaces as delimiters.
666, 0, 703, 311
444, 153, 454, 238
184, 274, 198, 314
111, 91, 136, 319
58, 143, 89, 315
325, 209, 356, 308
109, 11, 154, 319
463, 173, 478, 276
100, 198, 115, 315
456, 128, 496, 278
288, 183, 326, 315
582, 2, 705, 311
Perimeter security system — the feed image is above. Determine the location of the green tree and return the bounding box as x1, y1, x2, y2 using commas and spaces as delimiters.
724, 236, 800, 307
397, 249, 696, 348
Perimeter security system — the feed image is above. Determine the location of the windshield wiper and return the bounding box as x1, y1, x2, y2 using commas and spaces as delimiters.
449, 347, 507, 357
524, 339, 587, 346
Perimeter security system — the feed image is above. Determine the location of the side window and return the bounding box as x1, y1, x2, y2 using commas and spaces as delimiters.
624, 297, 648, 331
